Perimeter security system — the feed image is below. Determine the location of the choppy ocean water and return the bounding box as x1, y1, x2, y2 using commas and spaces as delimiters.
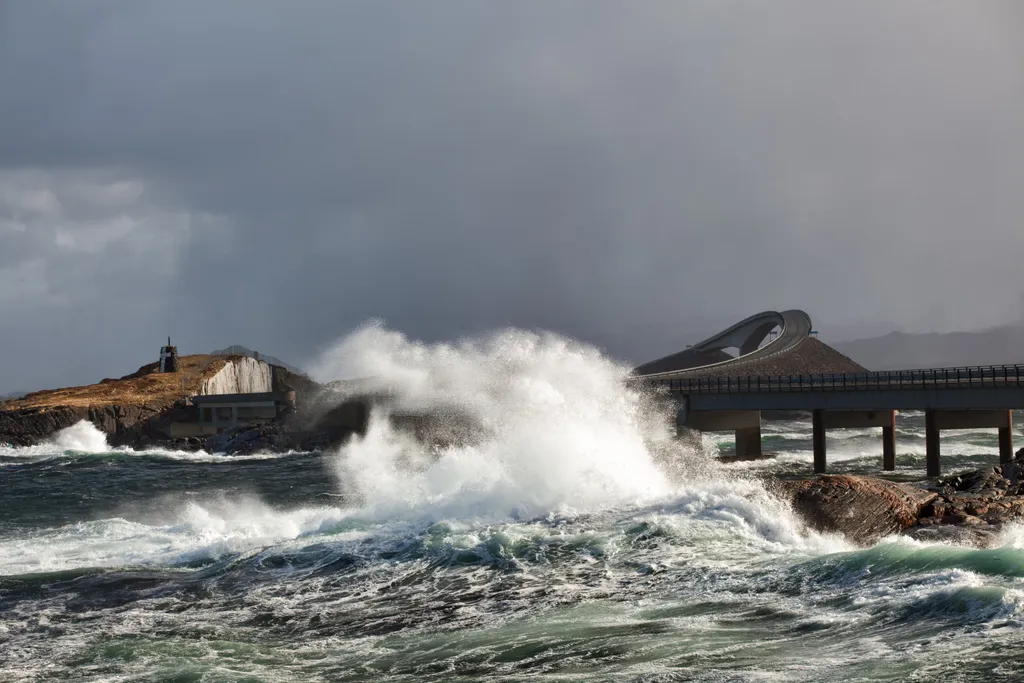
2, 328, 1023, 681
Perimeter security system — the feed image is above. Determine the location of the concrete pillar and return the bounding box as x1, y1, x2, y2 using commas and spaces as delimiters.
882, 411, 896, 472
925, 409, 940, 477
735, 425, 762, 457
1000, 411, 1014, 464
812, 409, 826, 474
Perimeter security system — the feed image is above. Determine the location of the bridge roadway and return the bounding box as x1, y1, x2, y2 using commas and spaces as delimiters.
634, 309, 812, 377
631, 310, 1023, 477
640, 364, 1024, 477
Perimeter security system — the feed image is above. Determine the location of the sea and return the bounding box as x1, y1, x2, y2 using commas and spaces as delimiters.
2, 325, 1023, 682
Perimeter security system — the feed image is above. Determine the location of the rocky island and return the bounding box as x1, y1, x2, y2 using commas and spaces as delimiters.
0, 349, 368, 454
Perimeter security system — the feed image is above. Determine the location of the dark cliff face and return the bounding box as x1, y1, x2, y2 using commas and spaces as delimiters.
0, 403, 171, 447
0, 406, 89, 447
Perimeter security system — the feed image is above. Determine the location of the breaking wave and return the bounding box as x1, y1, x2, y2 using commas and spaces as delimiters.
51, 420, 110, 453
0, 324, 847, 576
6, 324, 1024, 680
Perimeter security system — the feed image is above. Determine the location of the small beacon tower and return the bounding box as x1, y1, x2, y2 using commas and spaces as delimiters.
160, 337, 180, 373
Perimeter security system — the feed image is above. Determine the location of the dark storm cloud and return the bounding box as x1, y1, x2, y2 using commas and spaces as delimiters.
1, 1, 1023, 389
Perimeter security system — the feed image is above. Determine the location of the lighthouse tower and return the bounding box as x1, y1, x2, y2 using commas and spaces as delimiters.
159, 337, 180, 373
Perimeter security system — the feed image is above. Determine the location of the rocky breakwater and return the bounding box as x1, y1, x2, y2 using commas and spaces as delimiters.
778, 447, 1024, 546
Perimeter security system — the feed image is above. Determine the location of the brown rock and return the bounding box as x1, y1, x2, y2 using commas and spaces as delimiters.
905, 524, 1001, 547
937, 513, 985, 526
776, 475, 937, 545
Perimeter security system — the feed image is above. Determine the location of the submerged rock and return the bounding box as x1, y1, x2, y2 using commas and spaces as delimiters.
205, 423, 334, 455
903, 522, 1001, 546
777, 475, 936, 545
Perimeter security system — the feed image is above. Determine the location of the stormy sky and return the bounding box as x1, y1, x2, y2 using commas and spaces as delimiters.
1, 1, 1022, 390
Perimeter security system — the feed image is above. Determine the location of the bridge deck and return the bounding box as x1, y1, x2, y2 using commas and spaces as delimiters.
645, 364, 1024, 412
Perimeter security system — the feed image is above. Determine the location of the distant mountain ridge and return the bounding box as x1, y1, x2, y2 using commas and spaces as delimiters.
832, 324, 1024, 371
210, 345, 305, 375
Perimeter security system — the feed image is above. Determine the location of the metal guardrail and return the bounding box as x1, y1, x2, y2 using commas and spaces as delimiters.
647, 364, 1024, 394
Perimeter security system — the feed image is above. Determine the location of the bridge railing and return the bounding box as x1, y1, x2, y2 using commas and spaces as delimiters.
648, 364, 1024, 394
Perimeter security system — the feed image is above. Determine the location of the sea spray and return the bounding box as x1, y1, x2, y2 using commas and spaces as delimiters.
18, 330, 1024, 679
312, 324, 686, 519
0, 495, 349, 575
0, 420, 236, 461
0, 324, 846, 577
51, 420, 110, 453
310, 323, 842, 557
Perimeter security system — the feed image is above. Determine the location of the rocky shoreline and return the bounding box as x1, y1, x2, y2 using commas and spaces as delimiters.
777, 446, 1024, 547
142, 421, 339, 455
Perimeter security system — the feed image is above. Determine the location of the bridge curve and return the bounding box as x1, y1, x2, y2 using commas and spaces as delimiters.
633, 309, 813, 379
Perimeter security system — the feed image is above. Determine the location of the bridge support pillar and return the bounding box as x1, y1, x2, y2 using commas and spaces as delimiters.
925, 409, 940, 477
810, 409, 897, 473
1000, 414, 1014, 464
883, 412, 897, 472
735, 425, 762, 458
924, 409, 1014, 476
679, 410, 764, 459
812, 410, 826, 473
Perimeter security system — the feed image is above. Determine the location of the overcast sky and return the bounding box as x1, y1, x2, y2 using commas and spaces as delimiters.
2, 1, 1023, 390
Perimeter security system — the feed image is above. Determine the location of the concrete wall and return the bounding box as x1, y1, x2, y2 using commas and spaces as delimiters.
169, 422, 218, 438
200, 357, 273, 396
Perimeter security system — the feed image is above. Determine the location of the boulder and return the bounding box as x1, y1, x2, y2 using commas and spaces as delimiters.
206, 424, 289, 454
904, 523, 1001, 546
776, 475, 937, 545
204, 422, 335, 455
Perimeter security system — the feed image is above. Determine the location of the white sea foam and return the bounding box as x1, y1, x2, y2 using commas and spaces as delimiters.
0, 419, 296, 462
311, 323, 845, 551
0, 497, 350, 575
2, 324, 851, 574
51, 420, 111, 453
314, 324, 691, 519
0, 420, 114, 458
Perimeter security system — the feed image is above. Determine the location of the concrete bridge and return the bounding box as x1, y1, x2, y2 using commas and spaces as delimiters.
633, 311, 1024, 476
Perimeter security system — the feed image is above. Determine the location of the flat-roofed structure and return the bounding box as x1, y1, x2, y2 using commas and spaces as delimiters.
190, 391, 295, 432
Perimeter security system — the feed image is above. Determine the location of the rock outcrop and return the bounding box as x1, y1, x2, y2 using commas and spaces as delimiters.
780, 453, 1024, 546
199, 357, 273, 395
0, 405, 91, 447
777, 475, 936, 544
204, 423, 335, 455
908, 458, 1024, 544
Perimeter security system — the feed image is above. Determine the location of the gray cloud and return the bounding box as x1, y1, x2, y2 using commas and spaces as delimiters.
1, 1, 1022, 390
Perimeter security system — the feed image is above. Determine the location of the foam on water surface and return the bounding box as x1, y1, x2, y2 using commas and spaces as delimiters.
4, 325, 1024, 680
0, 324, 844, 575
